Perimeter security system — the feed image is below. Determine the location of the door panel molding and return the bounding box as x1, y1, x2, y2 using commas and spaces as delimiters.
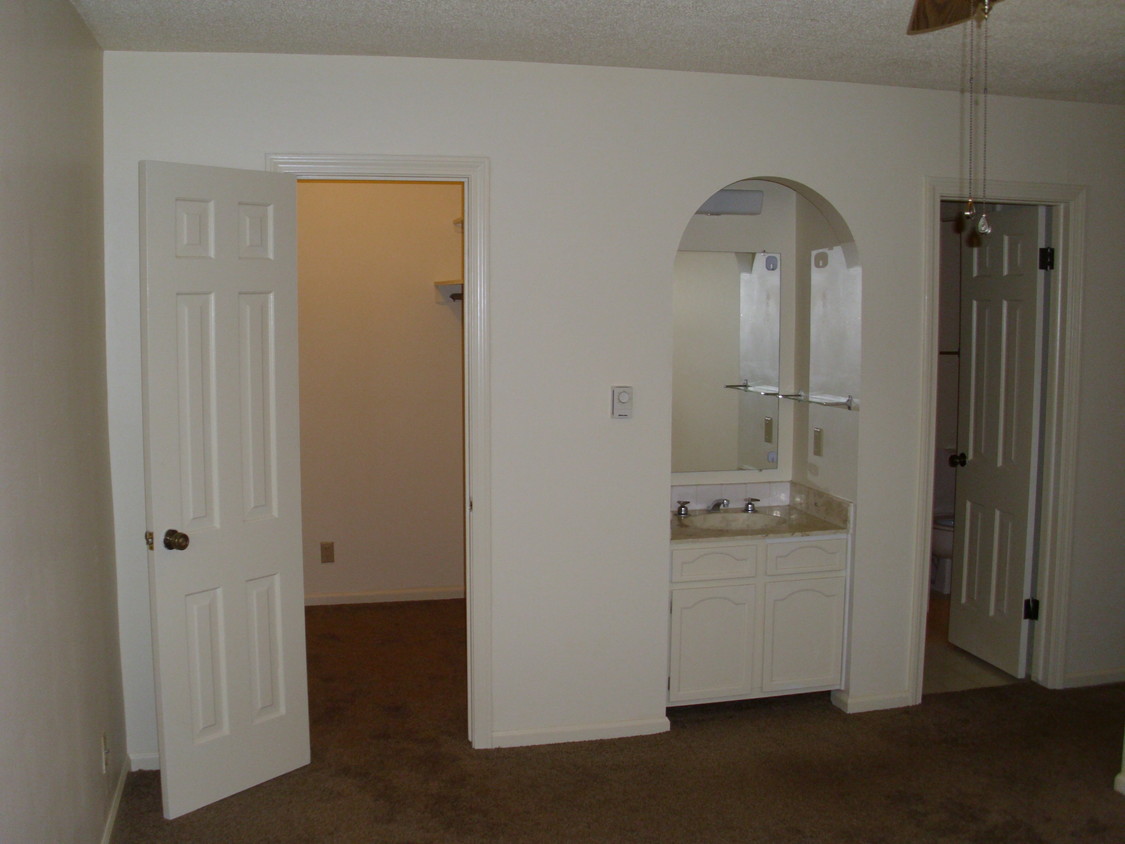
142, 162, 310, 817
913, 177, 1086, 699
265, 153, 493, 747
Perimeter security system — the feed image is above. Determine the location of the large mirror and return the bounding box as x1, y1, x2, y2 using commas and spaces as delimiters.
808, 244, 861, 407
672, 178, 861, 480
673, 179, 792, 474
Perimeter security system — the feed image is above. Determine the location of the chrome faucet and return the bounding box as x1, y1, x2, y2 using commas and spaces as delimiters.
743, 498, 760, 513
708, 498, 729, 512
675, 501, 691, 518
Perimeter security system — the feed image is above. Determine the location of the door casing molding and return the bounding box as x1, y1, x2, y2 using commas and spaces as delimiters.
911, 177, 1085, 701
266, 153, 493, 747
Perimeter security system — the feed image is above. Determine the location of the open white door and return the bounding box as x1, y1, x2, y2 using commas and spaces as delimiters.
141, 161, 309, 818
949, 203, 1042, 678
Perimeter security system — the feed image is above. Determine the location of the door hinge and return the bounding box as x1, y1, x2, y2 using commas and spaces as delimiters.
144, 530, 154, 551
1023, 598, 1040, 621
1038, 247, 1055, 271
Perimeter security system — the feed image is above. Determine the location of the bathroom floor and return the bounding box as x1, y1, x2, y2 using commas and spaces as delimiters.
923, 592, 1019, 695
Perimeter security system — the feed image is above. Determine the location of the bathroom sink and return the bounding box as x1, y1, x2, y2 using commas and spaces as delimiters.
679, 511, 787, 532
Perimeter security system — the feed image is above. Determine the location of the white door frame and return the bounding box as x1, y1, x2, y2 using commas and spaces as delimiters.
909, 177, 1086, 701
266, 153, 493, 748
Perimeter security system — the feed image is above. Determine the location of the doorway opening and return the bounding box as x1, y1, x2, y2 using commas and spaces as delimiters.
297, 179, 466, 607
296, 179, 468, 714
268, 153, 493, 748
914, 178, 1086, 701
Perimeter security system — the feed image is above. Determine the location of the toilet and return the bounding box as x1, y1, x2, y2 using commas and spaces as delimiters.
930, 515, 954, 594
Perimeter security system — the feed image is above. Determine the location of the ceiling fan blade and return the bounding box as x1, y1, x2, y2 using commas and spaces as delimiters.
907, 0, 1003, 35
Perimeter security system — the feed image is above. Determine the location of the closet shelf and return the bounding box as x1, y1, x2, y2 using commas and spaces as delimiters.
434, 281, 463, 304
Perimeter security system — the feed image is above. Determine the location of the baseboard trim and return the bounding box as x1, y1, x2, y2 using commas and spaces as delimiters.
830, 688, 913, 714
100, 762, 129, 844
491, 716, 670, 749
304, 586, 465, 606
1061, 667, 1125, 688
129, 751, 160, 771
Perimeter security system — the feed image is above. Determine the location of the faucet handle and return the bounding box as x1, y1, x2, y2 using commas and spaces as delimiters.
744, 498, 761, 513
675, 501, 691, 517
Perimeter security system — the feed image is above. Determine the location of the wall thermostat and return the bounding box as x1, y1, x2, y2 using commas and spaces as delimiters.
612, 386, 633, 418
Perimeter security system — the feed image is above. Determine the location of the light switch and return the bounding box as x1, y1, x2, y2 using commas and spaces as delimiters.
813, 426, 824, 457
612, 386, 633, 418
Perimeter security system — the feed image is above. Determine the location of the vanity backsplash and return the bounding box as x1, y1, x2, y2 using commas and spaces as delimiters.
788, 484, 851, 530
670, 481, 850, 530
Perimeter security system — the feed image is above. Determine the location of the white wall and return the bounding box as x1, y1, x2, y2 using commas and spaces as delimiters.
101, 52, 1125, 756
298, 180, 465, 603
0, 1, 126, 839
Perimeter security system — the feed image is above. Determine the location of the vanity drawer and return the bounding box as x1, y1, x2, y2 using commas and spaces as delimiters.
765, 537, 847, 575
672, 542, 761, 582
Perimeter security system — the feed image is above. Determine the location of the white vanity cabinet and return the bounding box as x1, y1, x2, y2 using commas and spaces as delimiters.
669, 534, 848, 705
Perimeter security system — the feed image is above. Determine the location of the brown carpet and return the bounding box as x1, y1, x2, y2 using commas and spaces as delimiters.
112, 600, 1125, 843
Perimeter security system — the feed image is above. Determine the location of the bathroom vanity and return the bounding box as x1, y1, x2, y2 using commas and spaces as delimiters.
669, 509, 849, 705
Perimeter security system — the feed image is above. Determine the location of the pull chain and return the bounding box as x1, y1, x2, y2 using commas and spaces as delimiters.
976, 0, 992, 234
963, 5, 977, 221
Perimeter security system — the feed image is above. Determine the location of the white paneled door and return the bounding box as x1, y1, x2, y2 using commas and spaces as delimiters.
949, 203, 1042, 678
141, 161, 309, 818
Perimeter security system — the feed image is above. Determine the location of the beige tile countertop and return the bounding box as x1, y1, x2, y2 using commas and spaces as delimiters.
671, 505, 847, 543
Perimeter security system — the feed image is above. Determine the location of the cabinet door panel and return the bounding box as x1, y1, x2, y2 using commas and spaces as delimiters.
669, 584, 756, 702
762, 576, 845, 692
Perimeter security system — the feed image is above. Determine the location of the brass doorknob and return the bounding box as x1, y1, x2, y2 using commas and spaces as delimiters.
163, 529, 190, 551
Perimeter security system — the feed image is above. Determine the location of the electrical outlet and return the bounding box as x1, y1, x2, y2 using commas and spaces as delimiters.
320, 541, 335, 564
101, 732, 110, 774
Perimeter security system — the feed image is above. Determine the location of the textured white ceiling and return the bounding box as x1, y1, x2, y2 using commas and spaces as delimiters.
69, 0, 1125, 104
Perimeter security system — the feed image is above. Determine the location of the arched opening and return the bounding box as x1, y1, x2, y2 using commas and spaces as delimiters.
668, 176, 862, 709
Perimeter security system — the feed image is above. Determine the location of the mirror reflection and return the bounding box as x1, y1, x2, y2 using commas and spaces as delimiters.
672, 250, 780, 472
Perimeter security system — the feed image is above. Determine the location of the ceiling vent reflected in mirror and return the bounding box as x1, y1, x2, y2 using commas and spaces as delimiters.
695, 189, 765, 216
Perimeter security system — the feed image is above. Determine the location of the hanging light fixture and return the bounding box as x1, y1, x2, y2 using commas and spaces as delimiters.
964, 0, 992, 234
908, 0, 1002, 236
